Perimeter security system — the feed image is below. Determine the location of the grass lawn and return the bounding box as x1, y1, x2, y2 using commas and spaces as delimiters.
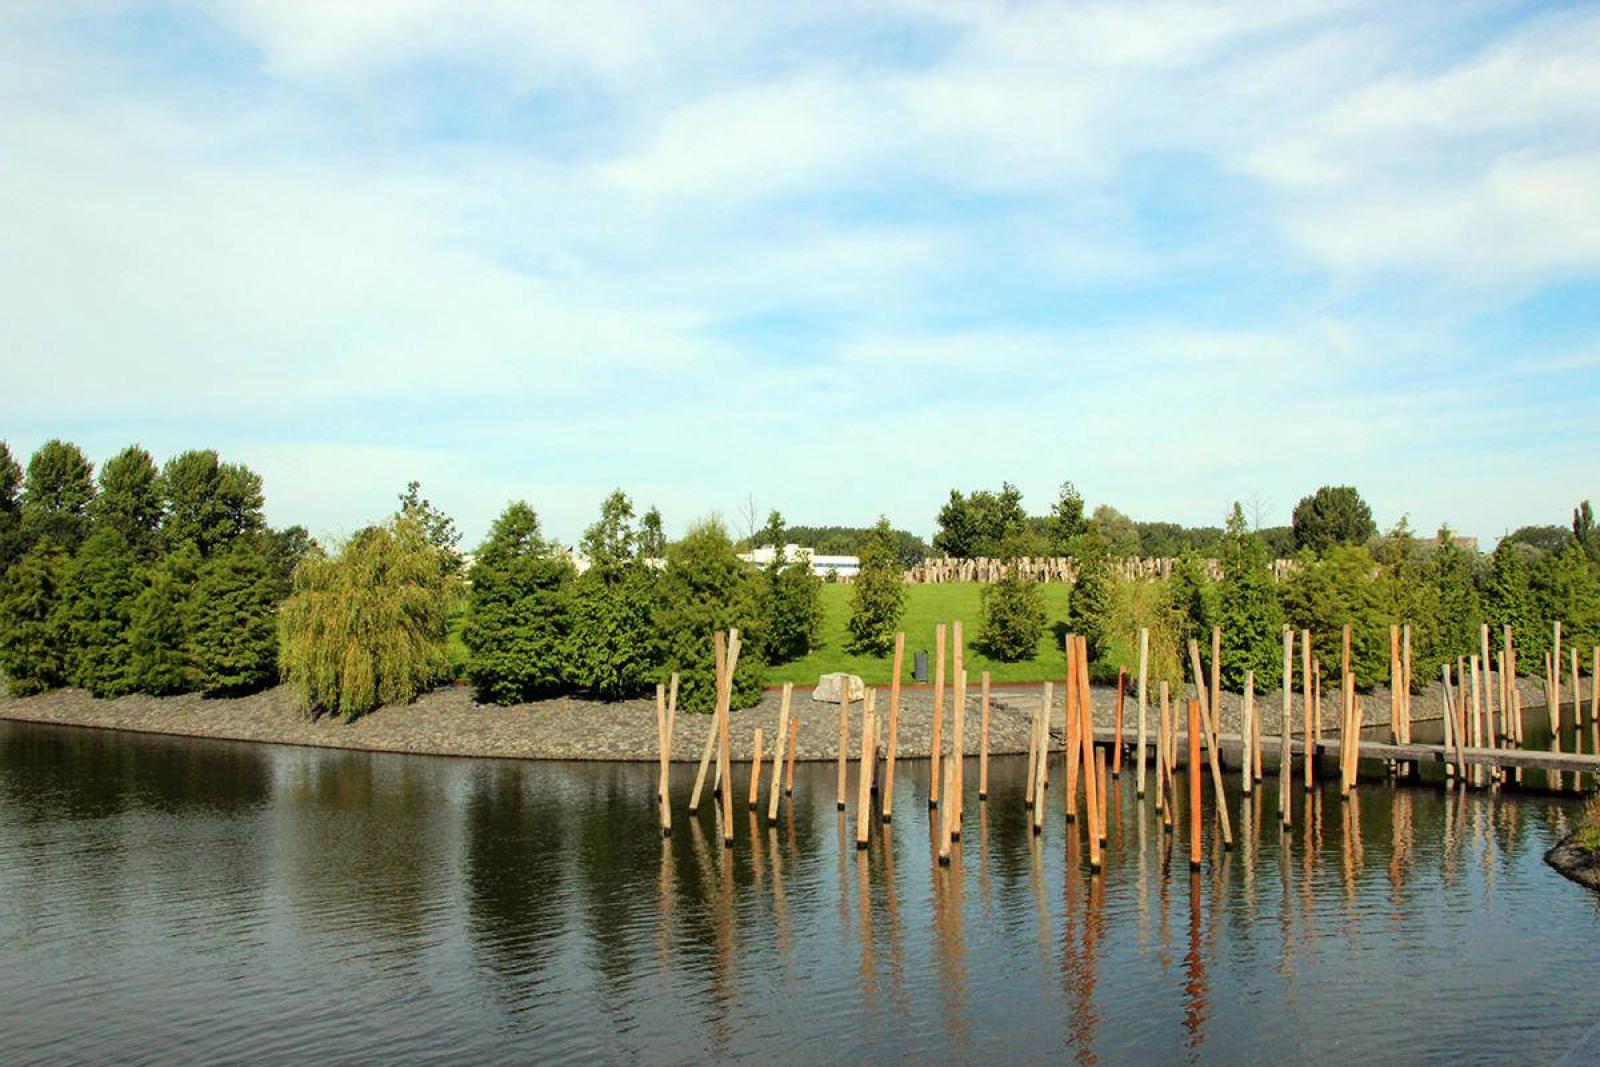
766, 582, 1120, 686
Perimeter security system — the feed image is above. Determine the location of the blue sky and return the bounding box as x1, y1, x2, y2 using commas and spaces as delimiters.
2, 1, 1597, 549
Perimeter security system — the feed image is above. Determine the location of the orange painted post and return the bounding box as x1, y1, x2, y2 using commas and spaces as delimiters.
1065, 640, 1079, 822
931, 623, 946, 810
1301, 630, 1314, 790
836, 685, 851, 811
1113, 667, 1126, 778
1188, 697, 1202, 871
748, 728, 764, 811
767, 683, 792, 825
978, 671, 992, 801
1096, 743, 1109, 845
882, 631, 905, 822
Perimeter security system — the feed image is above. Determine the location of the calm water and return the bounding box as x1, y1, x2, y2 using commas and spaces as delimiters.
2, 720, 1599, 1066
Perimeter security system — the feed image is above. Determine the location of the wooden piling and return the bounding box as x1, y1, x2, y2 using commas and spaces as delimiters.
767, 683, 792, 825
883, 631, 904, 822
836, 685, 851, 811
1440, 664, 1465, 781
1095, 743, 1108, 845
1076, 636, 1103, 871
718, 631, 741, 846
785, 715, 799, 795
1554, 620, 1563, 732
978, 671, 992, 801
1301, 630, 1314, 789
1156, 679, 1169, 815
1481, 624, 1497, 749
1390, 624, 1401, 747
931, 622, 946, 810
1033, 681, 1053, 835
657, 683, 673, 837
1188, 697, 1202, 870
1280, 627, 1293, 830
1065, 643, 1079, 822
855, 694, 874, 849
1572, 646, 1583, 731
1241, 669, 1255, 795
689, 696, 719, 814
1113, 667, 1126, 778
1024, 694, 1040, 810
1136, 627, 1150, 798
951, 669, 966, 840
748, 728, 764, 811
1470, 654, 1483, 788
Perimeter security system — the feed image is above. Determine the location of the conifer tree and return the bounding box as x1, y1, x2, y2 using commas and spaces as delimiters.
0, 540, 71, 694
657, 518, 765, 711
0, 441, 23, 573
21, 439, 95, 552
756, 511, 823, 666
462, 502, 574, 704
1281, 543, 1388, 687
568, 492, 660, 700
62, 527, 142, 696
846, 517, 905, 657
1066, 527, 1114, 661
1483, 539, 1543, 663
188, 535, 281, 695
978, 533, 1046, 661
1216, 503, 1283, 688
91, 445, 163, 558
129, 546, 200, 695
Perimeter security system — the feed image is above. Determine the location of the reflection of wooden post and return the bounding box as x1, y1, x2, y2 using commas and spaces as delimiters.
768, 683, 792, 824
1301, 630, 1314, 789
856, 694, 875, 849
883, 632, 904, 822
1188, 697, 1202, 871
1113, 667, 1126, 778
938, 759, 956, 865
1136, 628, 1150, 798
1280, 627, 1293, 831
979, 671, 992, 801
748, 728, 764, 811
785, 716, 799, 795
836, 686, 851, 810
931, 623, 947, 809
1096, 742, 1108, 845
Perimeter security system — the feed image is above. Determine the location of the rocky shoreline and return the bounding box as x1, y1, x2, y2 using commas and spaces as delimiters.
0, 675, 1549, 763
1545, 833, 1600, 892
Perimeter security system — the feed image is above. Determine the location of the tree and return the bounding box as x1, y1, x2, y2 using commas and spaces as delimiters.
655, 518, 766, 711
933, 490, 980, 559
398, 480, 463, 571
128, 546, 200, 695
756, 510, 823, 666
1215, 503, 1283, 689
1574, 501, 1600, 565
1531, 541, 1600, 655
568, 492, 660, 700
90, 445, 163, 558
0, 540, 71, 694
1483, 538, 1543, 663
61, 527, 142, 696
160, 450, 265, 556
1281, 544, 1387, 687
1505, 524, 1569, 556
978, 536, 1046, 661
638, 506, 666, 559
0, 441, 24, 573
1046, 482, 1088, 555
1065, 527, 1114, 661
1421, 525, 1480, 665
1166, 548, 1216, 649
278, 517, 457, 720
21, 439, 95, 551
1291, 485, 1376, 553
462, 502, 574, 704
1088, 504, 1140, 558
187, 535, 282, 695
934, 483, 1028, 558
847, 517, 905, 656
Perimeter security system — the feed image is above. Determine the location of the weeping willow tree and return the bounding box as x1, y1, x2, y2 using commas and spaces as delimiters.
278, 517, 458, 720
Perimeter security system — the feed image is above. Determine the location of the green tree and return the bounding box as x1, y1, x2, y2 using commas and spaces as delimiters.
1088, 504, 1140, 558
188, 535, 282, 695
1422, 526, 1481, 664
91, 445, 163, 557
128, 546, 200, 695
1046, 482, 1088, 555
934, 483, 1028, 558
398, 480, 464, 572
21, 439, 95, 551
1066, 528, 1114, 661
756, 511, 823, 665
0, 540, 71, 694
160, 450, 265, 556
1281, 543, 1387, 687
1531, 541, 1600, 655
1166, 548, 1216, 649
656, 518, 766, 711
1215, 503, 1283, 689
1291, 485, 1377, 553
977, 536, 1046, 661
847, 517, 905, 657
463, 502, 574, 704
279, 517, 457, 720
61, 527, 142, 696
1483, 539, 1543, 663
638, 506, 666, 559
568, 492, 659, 700
1573, 501, 1600, 565
0, 441, 25, 572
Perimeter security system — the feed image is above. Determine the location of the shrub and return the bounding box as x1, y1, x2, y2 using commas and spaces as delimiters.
978, 558, 1046, 661
655, 518, 765, 712
62, 527, 142, 696
188, 535, 282, 695
1108, 572, 1183, 690
0, 540, 71, 694
847, 517, 905, 656
567, 491, 659, 700
462, 502, 573, 704
279, 517, 457, 720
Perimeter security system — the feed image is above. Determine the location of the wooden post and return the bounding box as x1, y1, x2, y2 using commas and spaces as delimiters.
767, 683, 792, 824
938, 759, 956, 865
1113, 667, 1126, 778
1593, 645, 1600, 735
1195, 658, 1234, 852
1402, 623, 1413, 745
1390, 623, 1401, 747
657, 683, 673, 837
1280, 627, 1293, 831
1441, 664, 1465, 782
1065, 643, 1079, 822
1188, 697, 1202, 871
1302, 630, 1314, 789
951, 669, 966, 840
785, 715, 799, 794
1554, 620, 1563, 732
1156, 679, 1169, 814
883, 631, 904, 822
1481, 624, 1497, 749
689, 691, 720, 813
1136, 627, 1150, 798
855, 695, 874, 849
836, 685, 851, 811
1469, 654, 1483, 788
1033, 681, 1053, 835
748, 728, 765, 811
1076, 636, 1103, 871
1241, 669, 1255, 795
718, 631, 741, 846
1504, 625, 1516, 744
1209, 625, 1222, 755
1095, 743, 1109, 845
978, 671, 992, 801
1571, 646, 1583, 731
1024, 695, 1040, 810
931, 622, 946, 810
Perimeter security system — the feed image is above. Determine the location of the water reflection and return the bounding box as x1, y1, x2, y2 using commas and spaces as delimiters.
1, 720, 1600, 1065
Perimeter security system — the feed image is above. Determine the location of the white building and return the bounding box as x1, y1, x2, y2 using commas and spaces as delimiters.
738, 544, 860, 579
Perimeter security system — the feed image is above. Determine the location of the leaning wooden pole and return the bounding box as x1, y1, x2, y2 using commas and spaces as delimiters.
784, 715, 799, 795
1076, 636, 1103, 871
882, 631, 905, 822
1136, 627, 1150, 798
1188, 697, 1203, 871
930, 622, 947, 810
978, 671, 992, 801
718, 631, 741, 846
1032, 681, 1053, 835
688, 643, 724, 815
767, 683, 792, 825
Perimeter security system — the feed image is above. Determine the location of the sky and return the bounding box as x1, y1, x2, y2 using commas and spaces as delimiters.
2, 0, 1598, 550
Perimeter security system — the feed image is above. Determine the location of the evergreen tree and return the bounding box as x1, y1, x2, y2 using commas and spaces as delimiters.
847, 517, 905, 657
0, 441, 23, 573
1422, 526, 1481, 664
1045, 481, 1088, 556
756, 511, 823, 666
1291, 485, 1377, 552
160, 450, 265, 557
91, 445, 163, 557
0, 540, 71, 694
62, 527, 142, 696
978, 534, 1046, 661
462, 502, 574, 704
568, 491, 659, 700
279, 517, 457, 720
638, 506, 666, 559
21, 439, 95, 551
1066, 528, 1114, 661
657, 518, 766, 711
1216, 503, 1283, 689
1281, 543, 1388, 687
1166, 547, 1217, 651
1483, 539, 1543, 663
1531, 541, 1600, 655
1574, 501, 1600, 566
188, 535, 281, 695
128, 546, 200, 695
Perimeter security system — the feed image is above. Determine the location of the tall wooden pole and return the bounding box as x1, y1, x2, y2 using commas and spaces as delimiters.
748, 728, 765, 811
1241, 669, 1255, 795
1065, 639, 1079, 822
689, 639, 725, 815
1077, 636, 1103, 871
1032, 682, 1052, 836
1188, 697, 1202, 871
785, 715, 799, 794
836, 685, 851, 811
951, 668, 966, 841
1156, 679, 1169, 815
1280, 627, 1293, 831
883, 631, 904, 822
1301, 629, 1314, 789
1390, 623, 1401, 747
657, 683, 673, 837
767, 683, 792, 825
930, 623, 946, 810
1554, 620, 1563, 732
1024, 694, 1040, 810
1481, 623, 1497, 749
1136, 627, 1150, 798
978, 671, 992, 801
718, 631, 741, 846
1113, 667, 1126, 778
1209, 626, 1222, 753
855, 695, 874, 849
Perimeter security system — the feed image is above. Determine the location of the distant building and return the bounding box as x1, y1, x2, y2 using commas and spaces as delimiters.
739, 544, 860, 579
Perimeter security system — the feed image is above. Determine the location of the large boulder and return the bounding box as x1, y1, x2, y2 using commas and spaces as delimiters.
813, 672, 866, 704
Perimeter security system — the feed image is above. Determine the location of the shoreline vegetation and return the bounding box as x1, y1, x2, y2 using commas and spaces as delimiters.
1546, 796, 1600, 891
